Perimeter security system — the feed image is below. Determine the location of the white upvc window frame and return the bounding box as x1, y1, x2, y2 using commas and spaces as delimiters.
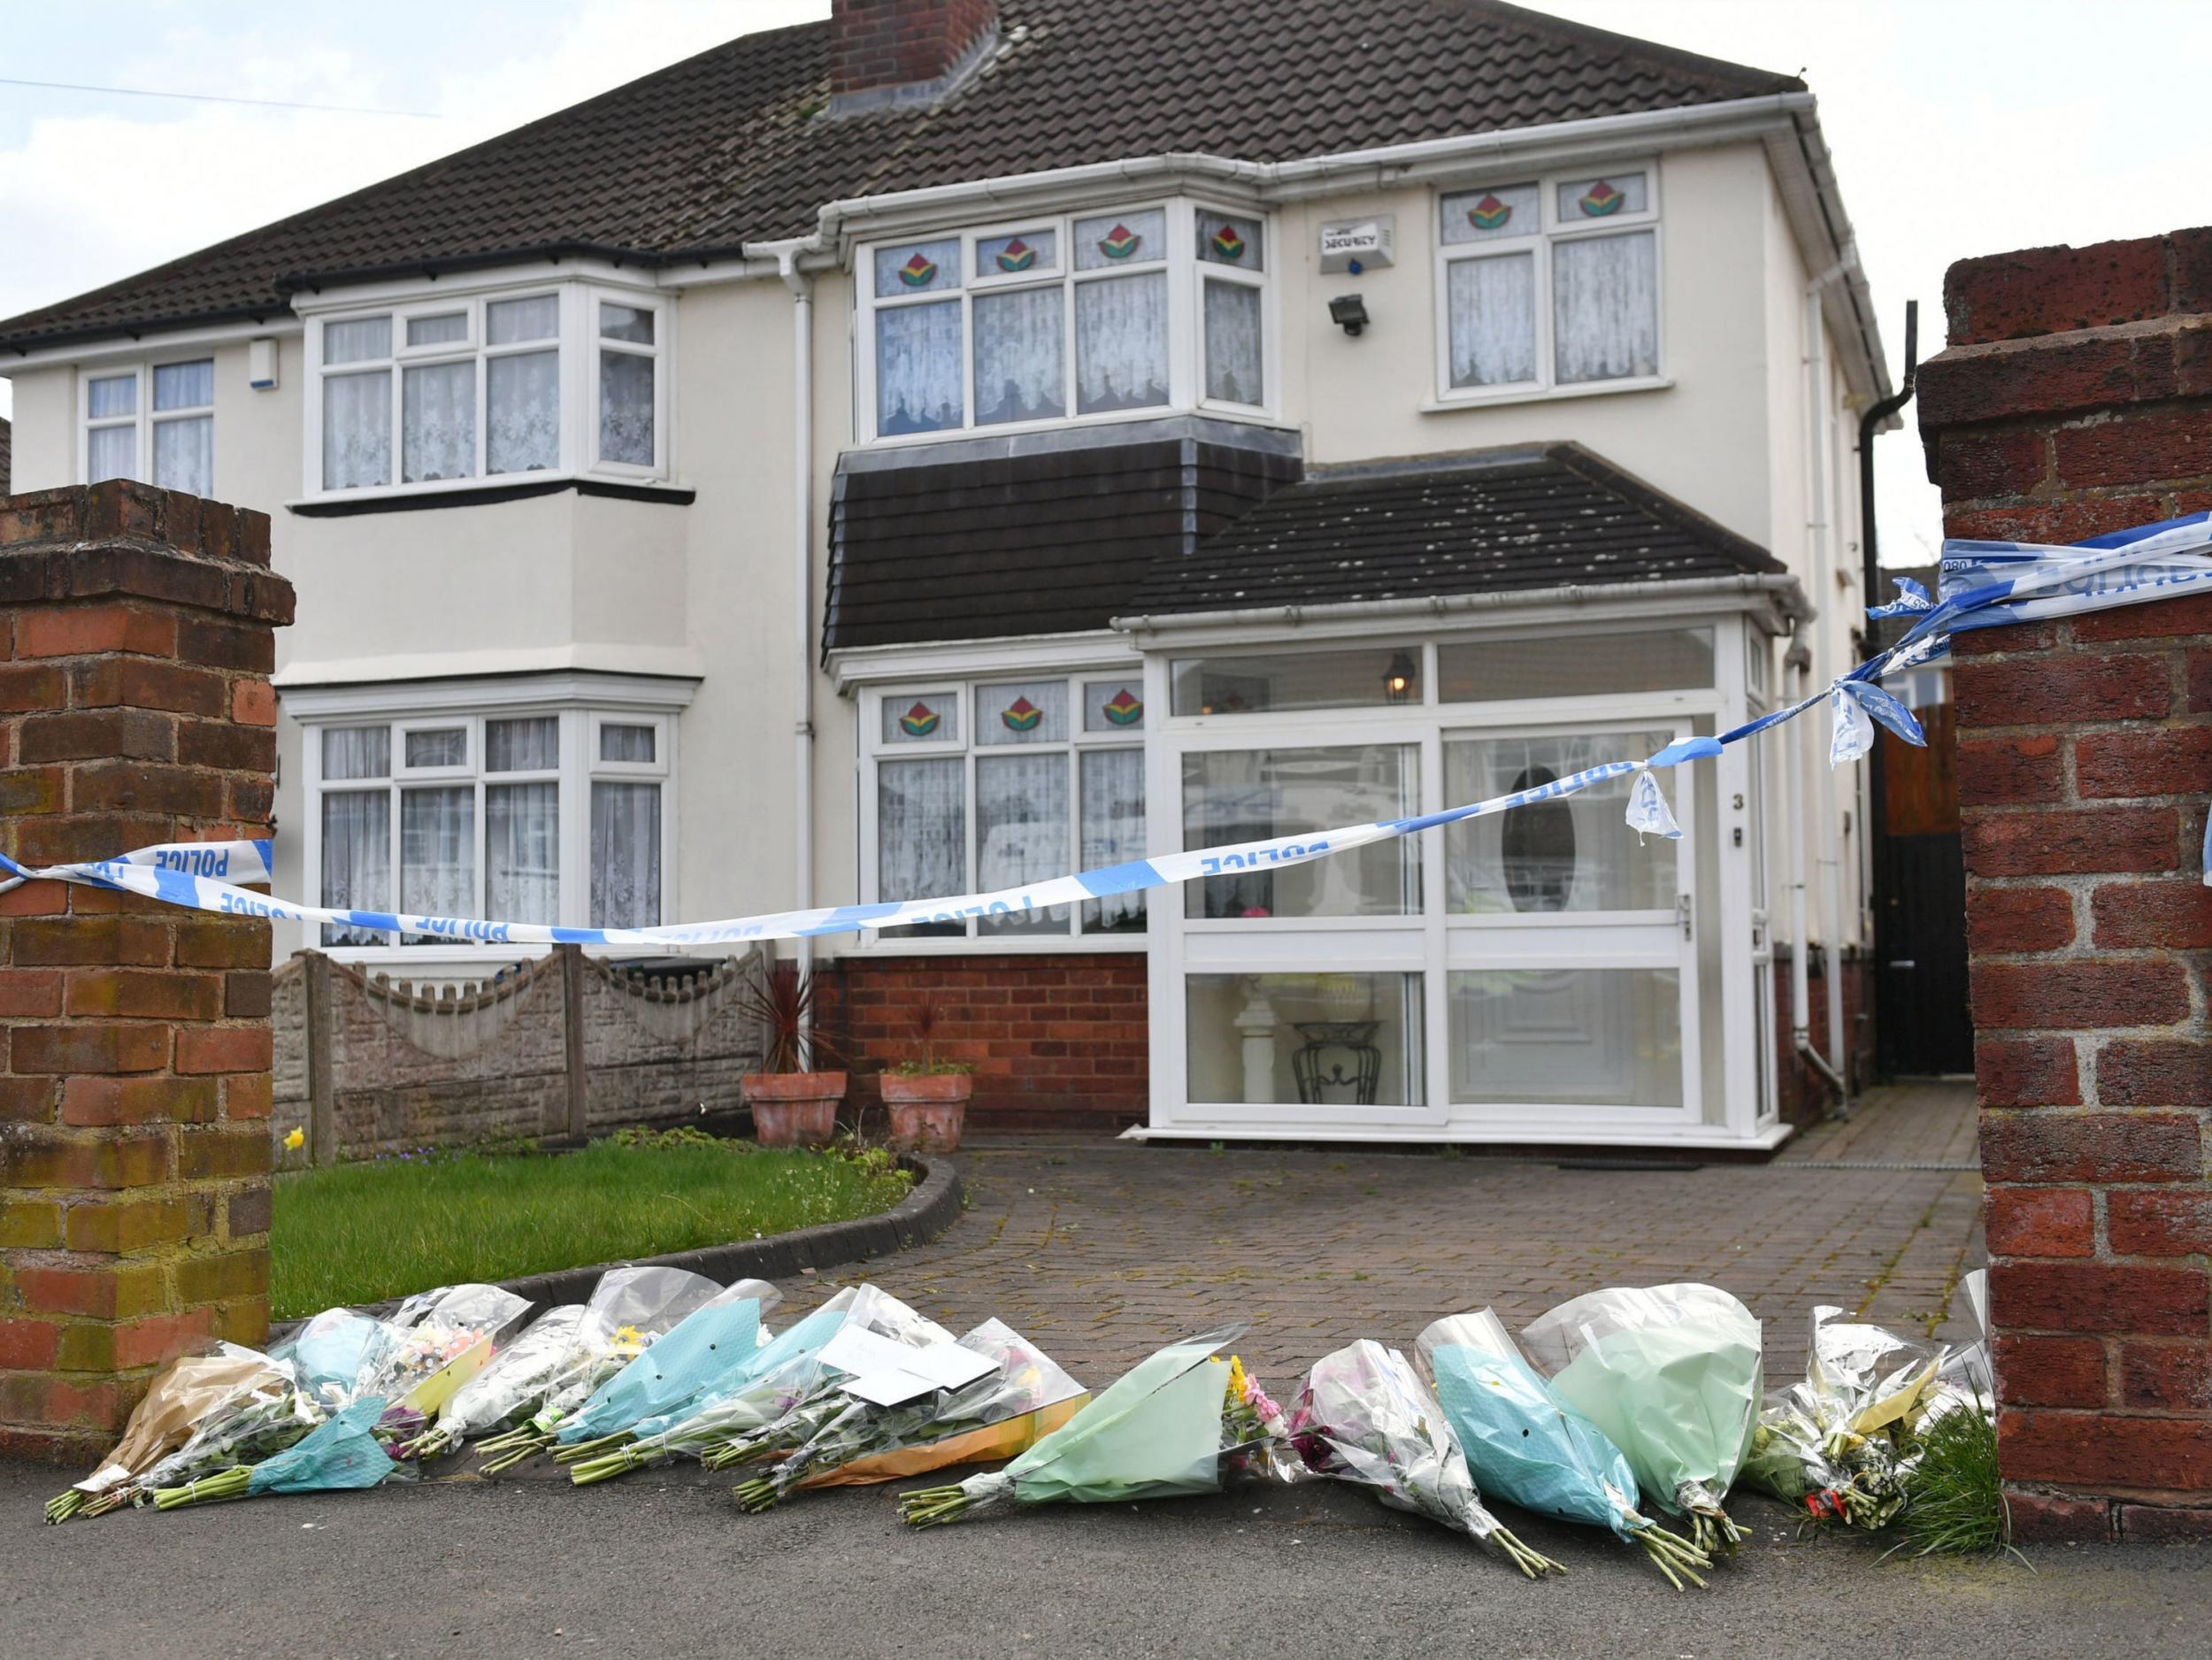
854, 197, 1276, 447
855, 667, 1153, 953
1431, 158, 1666, 407
301, 281, 671, 502
295, 685, 684, 964
77, 357, 216, 492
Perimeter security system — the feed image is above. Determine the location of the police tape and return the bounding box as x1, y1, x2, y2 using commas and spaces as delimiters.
4, 516, 2207, 942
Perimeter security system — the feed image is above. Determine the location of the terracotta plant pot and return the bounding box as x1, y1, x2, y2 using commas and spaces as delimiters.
879, 1072, 972, 1154
742, 1072, 848, 1149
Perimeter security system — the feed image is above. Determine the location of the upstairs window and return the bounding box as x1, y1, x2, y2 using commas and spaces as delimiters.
1435, 165, 1661, 401
81, 359, 214, 496
309, 286, 664, 496
860, 201, 1271, 442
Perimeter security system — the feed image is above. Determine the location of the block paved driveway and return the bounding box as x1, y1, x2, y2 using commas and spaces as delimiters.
781, 1080, 1986, 1387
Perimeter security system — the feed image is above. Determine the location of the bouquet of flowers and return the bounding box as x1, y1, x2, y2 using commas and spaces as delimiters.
46, 1344, 292, 1524
153, 1395, 415, 1510
405, 1266, 719, 1461
565, 1284, 953, 1483
1740, 1306, 1944, 1531
273, 1308, 397, 1410
1521, 1284, 1763, 1556
1290, 1338, 1563, 1579
355, 1283, 531, 1416
506, 1277, 776, 1466
730, 1319, 1085, 1509
471, 1266, 727, 1471
1417, 1310, 1710, 1587
900, 1326, 1291, 1526
111, 1362, 326, 1515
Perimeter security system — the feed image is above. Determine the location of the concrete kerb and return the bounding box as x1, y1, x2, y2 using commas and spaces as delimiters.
269, 1154, 964, 1336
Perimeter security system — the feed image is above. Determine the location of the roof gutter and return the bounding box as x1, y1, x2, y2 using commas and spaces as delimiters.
1114, 571, 1812, 639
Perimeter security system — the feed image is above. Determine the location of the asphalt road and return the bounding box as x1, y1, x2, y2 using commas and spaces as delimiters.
6, 1456, 2207, 1660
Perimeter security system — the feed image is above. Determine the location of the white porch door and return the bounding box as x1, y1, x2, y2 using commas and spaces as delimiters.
1439, 722, 1702, 1131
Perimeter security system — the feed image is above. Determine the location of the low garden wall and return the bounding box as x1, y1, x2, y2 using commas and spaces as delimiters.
271, 948, 766, 1162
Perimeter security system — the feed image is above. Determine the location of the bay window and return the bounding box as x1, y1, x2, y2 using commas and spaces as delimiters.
304, 697, 676, 953
1434, 165, 1662, 401
862, 672, 1149, 944
307, 284, 665, 497
81, 358, 214, 496
860, 202, 1271, 442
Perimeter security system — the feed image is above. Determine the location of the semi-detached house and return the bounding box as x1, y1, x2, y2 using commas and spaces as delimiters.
0, 0, 1898, 1153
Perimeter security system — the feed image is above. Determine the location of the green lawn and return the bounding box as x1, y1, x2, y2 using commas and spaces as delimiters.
270, 1137, 912, 1318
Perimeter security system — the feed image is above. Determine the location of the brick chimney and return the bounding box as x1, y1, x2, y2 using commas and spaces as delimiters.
829, 0, 999, 113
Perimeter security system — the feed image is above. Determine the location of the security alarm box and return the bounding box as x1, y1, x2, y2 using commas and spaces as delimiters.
1318, 215, 1395, 274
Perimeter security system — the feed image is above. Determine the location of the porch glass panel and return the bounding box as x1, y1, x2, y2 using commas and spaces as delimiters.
1448, 967, 1681, 1107
1437, 626, 1713, 703
1187, 972, 1425, 1107
1442, 730, 1678, 914
1182, 744, 1419, 918
1169, 647, 1418, 716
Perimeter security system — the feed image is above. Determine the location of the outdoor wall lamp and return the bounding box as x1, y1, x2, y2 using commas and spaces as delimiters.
1383, 649, 1417, 703
1329, 294, 1371, 337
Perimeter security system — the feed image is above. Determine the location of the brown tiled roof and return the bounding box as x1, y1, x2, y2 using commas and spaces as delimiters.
1121, 442, 1785, 618
0, 1, 1799, 352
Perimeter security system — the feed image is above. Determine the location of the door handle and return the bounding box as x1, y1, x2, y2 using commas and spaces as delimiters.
1677, 893, 1694, 941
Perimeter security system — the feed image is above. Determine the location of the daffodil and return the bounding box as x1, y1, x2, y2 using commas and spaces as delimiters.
283, 1126, 305, 1151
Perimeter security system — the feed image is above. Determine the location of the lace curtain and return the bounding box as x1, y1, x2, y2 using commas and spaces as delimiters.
488, 350, 559, 474
591, 781, 661, 928
323, 369, 390, 490
319, 791, 389, 948
88, 426, 135, 482
599, 350, 654, 465
973, 287, 1064, 426
1079, 747, 1147, 934
878, 757, 964, 937
1447, 252, 1537, 388
1553, 231, 1658, 384
877, 302, 964, 434
488, 781, 559, 925
977, 752, 1069, 935
1202, 279, 1263, 405
403, 362, 475, 483
1075, 272, 1170, 413
398, 787, 473, 944
152, 417, 213, 496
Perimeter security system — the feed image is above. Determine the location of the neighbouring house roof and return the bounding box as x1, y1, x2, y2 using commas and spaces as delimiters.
0, 0, 1801, 353
1119, 443, 1786, 620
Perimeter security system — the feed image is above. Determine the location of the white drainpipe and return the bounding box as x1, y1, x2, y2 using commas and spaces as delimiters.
1801, 252, 1857, 1113
1785, 637, 1847, 1110
773, 244, 818, 1026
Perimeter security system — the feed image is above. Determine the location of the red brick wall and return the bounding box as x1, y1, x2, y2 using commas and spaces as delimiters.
0, 482, 293, 1464
1920, 229, 2212, 1540
830, 0, 997, 99
820, 953, 1147, 1133
1770, 951, 1872, 1126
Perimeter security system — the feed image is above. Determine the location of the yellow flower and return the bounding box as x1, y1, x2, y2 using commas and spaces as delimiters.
283, 1126, 305, 1151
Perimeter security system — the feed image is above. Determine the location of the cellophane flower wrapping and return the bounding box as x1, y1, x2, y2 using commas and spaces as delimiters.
134, 1362, 323, 1498
1521, 1284, 1762, 1535
273, 1309, 396, 1410
247, 1396, 416, 1496
1740, 1306, 1943, 1529
552, 1277, 780, 1445
1290, 1339, 1509, 1546
506, 1265, 725, 1439
738, 1319, 1085, 1504
1418, 1310, 1649, 1541
411, 1306, 589, 1454
634, 1285, 955, 1464
356, 1283, 532, 1412
906, 1327, 1250, 1521
71, 1346, 288, 1496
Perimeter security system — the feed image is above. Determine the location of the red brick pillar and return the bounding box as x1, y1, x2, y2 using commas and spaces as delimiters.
0, 481, 293, 1464
1920, 230, 2212, 1540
